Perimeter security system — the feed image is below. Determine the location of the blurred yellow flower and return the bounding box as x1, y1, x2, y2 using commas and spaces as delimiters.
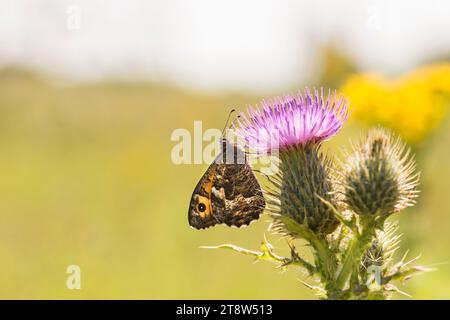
341, 64, 450, 144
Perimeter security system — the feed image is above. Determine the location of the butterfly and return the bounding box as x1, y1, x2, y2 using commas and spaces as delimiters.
188, 138, 266, 229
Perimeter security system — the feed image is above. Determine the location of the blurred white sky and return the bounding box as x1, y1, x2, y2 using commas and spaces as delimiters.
0, 0, 449, 92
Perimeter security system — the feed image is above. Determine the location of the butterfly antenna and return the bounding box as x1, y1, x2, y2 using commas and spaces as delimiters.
230, 110, 241, 128
221, 109, 236, 138
221, 108, 243, 138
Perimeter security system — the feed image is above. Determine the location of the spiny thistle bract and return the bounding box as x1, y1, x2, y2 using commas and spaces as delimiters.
204, 88, 430, 300
272, 144, 339, 237
339, 128, 420, 219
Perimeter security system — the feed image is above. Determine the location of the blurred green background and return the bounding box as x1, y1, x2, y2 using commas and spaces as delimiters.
1, 0, 450, 300
0, 62, 449, 299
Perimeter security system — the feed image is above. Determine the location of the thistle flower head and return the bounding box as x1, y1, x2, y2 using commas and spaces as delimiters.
233, 88, 348, 239
234, 88, 349, 153
340, 128, 420, 218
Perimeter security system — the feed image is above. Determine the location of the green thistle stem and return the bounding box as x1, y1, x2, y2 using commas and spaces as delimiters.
276, 215, 336, 281
309, 236, 336, 283
201, 241, 317, 276
334, 217, 381, 291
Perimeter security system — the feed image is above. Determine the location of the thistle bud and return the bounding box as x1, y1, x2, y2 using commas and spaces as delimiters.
340, 128, 419, 218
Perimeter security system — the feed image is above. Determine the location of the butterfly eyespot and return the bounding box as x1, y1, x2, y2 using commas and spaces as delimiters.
197, 203, 206, 212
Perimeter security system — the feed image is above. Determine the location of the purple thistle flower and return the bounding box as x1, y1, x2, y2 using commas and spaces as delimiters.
234, 88, 349, 153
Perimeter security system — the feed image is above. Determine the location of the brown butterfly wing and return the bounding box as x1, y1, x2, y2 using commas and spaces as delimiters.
212, 161, 265, 227
188, 162, 221, 229
188, 141, 265, 229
